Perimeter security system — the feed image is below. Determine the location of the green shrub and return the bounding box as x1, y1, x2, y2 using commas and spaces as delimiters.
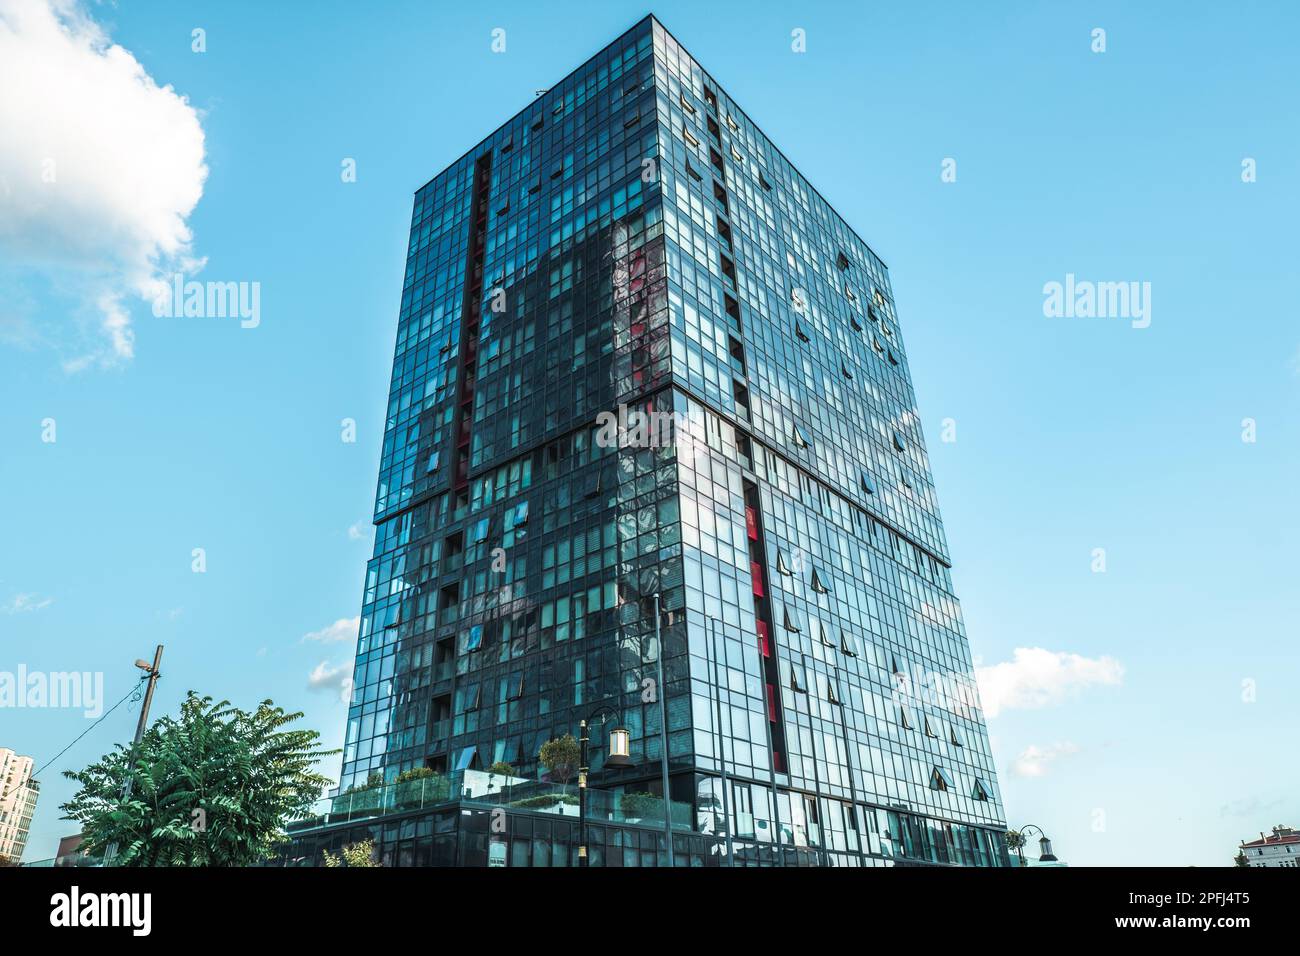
619, 792, 662, 819
395, 767, 435, 783
394, 768, 449, 804
509, 793, 579, 810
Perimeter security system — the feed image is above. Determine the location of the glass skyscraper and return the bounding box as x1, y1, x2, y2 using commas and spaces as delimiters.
318, 15, 1008, 867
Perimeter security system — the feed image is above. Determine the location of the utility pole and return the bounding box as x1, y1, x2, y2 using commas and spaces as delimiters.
128, 646, 165, 763
105, 645, 163, 865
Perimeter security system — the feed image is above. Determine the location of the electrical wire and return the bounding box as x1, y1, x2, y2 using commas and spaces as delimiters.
30, 676, 148, 781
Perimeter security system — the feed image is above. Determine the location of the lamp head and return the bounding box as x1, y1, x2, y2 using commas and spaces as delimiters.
604, 726, 633, 768
1037, 835, 1058, 862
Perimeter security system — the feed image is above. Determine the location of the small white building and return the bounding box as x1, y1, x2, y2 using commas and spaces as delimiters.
1238, 825, 1300, 867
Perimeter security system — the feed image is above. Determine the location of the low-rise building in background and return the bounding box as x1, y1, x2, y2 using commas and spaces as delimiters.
0, 748, 39, 864
1237, 826, 1299, 867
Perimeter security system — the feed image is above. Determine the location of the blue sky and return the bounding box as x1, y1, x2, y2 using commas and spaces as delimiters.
1, 0, 1296, 866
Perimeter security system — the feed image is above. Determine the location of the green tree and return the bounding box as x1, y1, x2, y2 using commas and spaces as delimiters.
487, 761, 515, 777
323, 839, 380, 868
539, 734, 580, 789
1004, 829, 1026, 865
61, 692, 337, 866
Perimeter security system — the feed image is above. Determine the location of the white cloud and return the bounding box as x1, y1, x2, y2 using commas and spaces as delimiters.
3, 592, 53, 614
0, 0, 207, 368
976, 647, 1123, 718
347, 522, 366, 541
301, 616, 360, 645
1012, 742, 1080, 778
307, 660, 353, 704
1219, 795, 1284, 819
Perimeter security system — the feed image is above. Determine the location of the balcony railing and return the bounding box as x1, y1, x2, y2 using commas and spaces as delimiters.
22, 853, 101, 868
288, 769, 693, 833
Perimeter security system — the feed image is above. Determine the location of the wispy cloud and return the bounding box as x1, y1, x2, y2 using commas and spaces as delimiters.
307, 660, 352, 703
1219, 795, 1284, 819
3, 592, 53, 614
1012, 742, 1080, 778
976, 647, 1123, 718
301, 616, 359, 645
0, 0, 207, 368
347, 522, 367, 541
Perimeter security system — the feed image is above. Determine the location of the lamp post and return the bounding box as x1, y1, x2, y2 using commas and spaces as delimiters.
705, 616, 734, 865
652, 593, 676, 868
577, 703, 633, 868
1011, 824, 1058, 867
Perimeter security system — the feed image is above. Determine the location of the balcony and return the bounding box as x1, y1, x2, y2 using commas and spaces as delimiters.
287, 769, 693, 833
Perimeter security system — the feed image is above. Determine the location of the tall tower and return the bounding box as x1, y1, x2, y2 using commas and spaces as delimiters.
334, 15, 1007, 867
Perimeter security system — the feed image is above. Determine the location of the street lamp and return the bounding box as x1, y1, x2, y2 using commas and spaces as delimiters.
578, 703, 636, 867
575, 593, 676, 867
605, 725, 632, 767
1012, 824, 1058, 866
705, 616, 735, 865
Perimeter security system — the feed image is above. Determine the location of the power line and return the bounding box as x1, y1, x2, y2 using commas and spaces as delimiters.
31, 676, 147, 782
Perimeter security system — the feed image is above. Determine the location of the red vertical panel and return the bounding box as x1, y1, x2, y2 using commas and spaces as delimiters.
750, 561, 764, 597
745, 505, 759, 541
756, 619, 770, 657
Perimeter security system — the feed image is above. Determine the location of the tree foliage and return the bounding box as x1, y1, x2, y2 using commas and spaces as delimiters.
61, 692, 337, 866
539, 734, 579, 786
323, 839, 380, 868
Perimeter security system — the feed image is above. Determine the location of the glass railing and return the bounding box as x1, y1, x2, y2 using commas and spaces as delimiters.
290, 773, 459, 828
23, 853, 102, 868
289, 769, 693, 832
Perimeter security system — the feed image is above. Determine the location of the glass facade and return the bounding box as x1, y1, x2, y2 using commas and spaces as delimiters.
332, 15, 1008, 867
